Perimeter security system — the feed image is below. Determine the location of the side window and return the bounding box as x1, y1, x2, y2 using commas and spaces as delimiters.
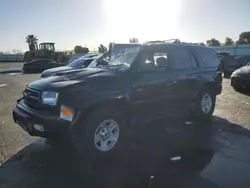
172, 48, 192, 70
47, 60, 54, 64
190, 52, 198, 68
34, 60, 43, 65
143, 52, 169, 68
198, 48, 219, 68
84, 59, 93, 67
40, 60, 52, 65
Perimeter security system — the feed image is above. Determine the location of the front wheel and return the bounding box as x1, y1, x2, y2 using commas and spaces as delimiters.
73, 108, 128, 162
192, 88, 216, 122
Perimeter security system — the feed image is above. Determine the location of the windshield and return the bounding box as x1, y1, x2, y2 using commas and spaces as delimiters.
88, 47, 140, 68
110, 44, 141, 59
109, 47, 140, 66
67, 58, 91, 68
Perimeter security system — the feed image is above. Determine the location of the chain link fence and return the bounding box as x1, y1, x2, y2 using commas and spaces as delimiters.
0, 54, 24, 62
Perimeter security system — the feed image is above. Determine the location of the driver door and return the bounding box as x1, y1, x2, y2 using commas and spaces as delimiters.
130, 49, 176, 124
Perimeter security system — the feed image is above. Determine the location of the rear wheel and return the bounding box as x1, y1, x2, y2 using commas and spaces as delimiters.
232, 84, 241, 91
192, 87, 216, 122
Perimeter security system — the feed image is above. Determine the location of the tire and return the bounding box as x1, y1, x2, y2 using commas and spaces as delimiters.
232, 84, 241, 91
192, 87, 216, 122
73, 107, 128, 162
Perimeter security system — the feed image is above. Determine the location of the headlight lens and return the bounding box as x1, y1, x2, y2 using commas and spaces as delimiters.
231, 72, 237, 77
41, 91, 58, 106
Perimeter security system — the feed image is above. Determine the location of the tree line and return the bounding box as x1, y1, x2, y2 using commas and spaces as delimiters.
25, 35, 140, 54
206, 31, 250, 46
23, 31, 250, 55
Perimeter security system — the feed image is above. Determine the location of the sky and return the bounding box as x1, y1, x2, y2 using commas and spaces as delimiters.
1, 0, 250, 52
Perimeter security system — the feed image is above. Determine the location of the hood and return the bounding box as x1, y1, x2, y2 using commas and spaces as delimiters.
234, 65, 250, 75
41, 66, 73, 77
28, 67, 120, 91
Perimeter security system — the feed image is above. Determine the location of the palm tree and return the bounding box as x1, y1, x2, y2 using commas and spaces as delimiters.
98, 44, 107, 53
26, 35, 38, 50
129, 37, 139, 43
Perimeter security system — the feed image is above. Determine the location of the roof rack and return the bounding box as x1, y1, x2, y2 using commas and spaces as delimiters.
146, 39, 180, 44
145, 39, 205, 46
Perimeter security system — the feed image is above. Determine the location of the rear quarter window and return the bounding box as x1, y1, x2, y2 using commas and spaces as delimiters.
171, 48, 193, 70
197, 48, 219, 68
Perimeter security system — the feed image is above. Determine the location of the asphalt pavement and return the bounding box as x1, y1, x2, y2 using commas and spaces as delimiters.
0, 69, 250, 188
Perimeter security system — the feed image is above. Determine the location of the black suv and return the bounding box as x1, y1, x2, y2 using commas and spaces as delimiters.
13, 43, 222, 158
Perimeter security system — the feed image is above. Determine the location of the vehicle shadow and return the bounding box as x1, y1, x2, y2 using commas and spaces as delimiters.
1, 116, 250, 188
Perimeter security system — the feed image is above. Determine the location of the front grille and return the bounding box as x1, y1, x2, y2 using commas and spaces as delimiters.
23, 88, 42, 109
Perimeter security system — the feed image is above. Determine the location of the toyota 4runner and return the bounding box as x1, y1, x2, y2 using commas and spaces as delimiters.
13, 43, 222, 158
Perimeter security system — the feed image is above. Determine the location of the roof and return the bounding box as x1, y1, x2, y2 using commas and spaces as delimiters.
143, 43, 211, 50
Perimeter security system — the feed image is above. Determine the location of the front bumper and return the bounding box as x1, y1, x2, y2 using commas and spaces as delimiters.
13, 99, 72, 138
231, 76, 250, 88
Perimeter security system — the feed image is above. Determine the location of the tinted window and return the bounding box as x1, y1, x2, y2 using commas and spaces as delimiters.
198, 48, 219, 68
144, 53, 168, 64
172, 48, 192, 69
41, 59, 52, 64
140, 50, 169, 70
68, 58, 93, 68
84, 59, 94, 67
190, 52, 198, 68
32, 60, 44, 65
83, 54, 98, 58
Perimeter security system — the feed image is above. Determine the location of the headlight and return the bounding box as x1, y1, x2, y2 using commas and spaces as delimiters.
231, 72, 237, 77
41, 91, 58, 106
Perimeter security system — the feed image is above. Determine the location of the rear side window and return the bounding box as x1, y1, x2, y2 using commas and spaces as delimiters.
198, 48, 219, 68
171, 48, 193, 70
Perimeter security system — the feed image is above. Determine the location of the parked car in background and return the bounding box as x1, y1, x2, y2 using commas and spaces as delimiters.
217, 51, 229, 72
13, 43, 222, 162
220, 55, 243, 77
67, 53, 98, 64
213, 44, 250, 56
217, 51, 229, 59
231, 62, 250, 90
236, 55, 250, 67
22, 59, 65, 73
41, 57, 95, 78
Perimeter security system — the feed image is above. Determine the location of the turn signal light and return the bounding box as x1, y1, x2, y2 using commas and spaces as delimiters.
60, 105, 74, 121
